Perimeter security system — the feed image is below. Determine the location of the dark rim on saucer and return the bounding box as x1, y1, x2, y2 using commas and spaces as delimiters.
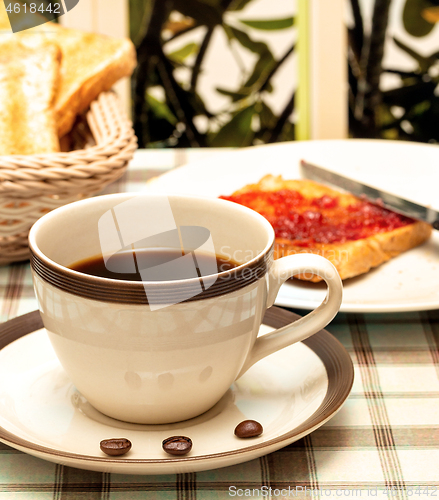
0, 308, 354, 470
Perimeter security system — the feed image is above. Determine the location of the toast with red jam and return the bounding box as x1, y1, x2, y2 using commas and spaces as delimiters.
220, 175, 432, 282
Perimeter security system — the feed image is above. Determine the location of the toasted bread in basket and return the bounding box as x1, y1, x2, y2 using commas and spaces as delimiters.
0, 39, 61, 155
220, 175, 432, 282
0, 4, 136, 138
44, 24, 136, 138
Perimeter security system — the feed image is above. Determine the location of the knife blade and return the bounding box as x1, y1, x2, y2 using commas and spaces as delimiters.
300, 160, 439, 230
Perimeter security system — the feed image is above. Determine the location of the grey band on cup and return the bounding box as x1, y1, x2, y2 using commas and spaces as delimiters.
30, 246, 274, 305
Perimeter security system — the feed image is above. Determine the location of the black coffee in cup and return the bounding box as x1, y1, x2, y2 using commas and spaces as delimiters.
69, 248, 238, 281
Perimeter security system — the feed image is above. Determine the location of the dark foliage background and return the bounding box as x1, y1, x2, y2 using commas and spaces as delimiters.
130, 0, 439, 148
130, 0, 295, 148
349, 0, 439, 143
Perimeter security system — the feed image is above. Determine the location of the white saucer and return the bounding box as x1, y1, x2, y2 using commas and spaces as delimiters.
0, 309, 353, 475
145, 140, 439, 312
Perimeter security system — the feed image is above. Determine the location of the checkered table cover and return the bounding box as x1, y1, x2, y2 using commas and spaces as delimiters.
0, 149, 438, 499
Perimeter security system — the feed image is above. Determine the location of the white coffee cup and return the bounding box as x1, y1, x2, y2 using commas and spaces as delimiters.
29, 193, 342, 424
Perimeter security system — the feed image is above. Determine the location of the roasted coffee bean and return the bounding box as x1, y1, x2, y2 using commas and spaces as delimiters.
162, 436, 192, 456
234, 420, 263, 438
100, 438, 132, 456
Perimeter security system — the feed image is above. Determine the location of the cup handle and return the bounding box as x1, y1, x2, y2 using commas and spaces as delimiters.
237, 253, 342, 378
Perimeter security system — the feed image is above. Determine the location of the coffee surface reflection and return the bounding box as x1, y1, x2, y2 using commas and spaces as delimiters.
69, 248, 238, 281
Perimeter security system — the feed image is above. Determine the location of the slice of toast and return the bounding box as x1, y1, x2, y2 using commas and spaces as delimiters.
0, 40, 61, 155
0, 5, 136, 138
44, 24, 137, 138
221, 175, 432, 282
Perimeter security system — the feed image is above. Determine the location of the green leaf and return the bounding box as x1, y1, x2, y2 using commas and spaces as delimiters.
129, 0, 151, 43
243, 50, 276, 89
258, 101, 277, 129
412, 100, 432, 115
227, 25, 270, 54
209, 105, 256, 146
216, 87, 250, 101
146, 93, 177, 126
167, 43, 199, 63
224, 26, 276, 91
279, 122, 295, 142
264, 82, 274, 93
238, 17, 294, 30
402, 0, 435, 37
393, 37, 436, 71
173, 0, 223, 27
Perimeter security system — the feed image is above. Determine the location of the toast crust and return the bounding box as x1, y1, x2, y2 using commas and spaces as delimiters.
223, 175, 432, 282
46, 26, 136, 137
0, 40, 61, 155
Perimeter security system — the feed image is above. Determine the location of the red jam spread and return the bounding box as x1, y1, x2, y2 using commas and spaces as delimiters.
220, 189, 413, 247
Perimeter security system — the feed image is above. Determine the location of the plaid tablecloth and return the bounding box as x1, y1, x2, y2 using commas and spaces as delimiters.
0, 149, 438, 498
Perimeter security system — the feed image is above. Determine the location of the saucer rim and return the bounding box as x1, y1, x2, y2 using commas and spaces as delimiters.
0, 308, 354, 468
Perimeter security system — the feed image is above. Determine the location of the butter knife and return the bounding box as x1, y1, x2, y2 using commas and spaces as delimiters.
300, 160, 439, 230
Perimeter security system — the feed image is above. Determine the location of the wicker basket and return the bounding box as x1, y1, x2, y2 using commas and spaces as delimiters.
0, 91, 137, 266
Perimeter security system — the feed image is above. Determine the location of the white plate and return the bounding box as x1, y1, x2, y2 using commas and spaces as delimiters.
145, 140, 439, 312
0, 309, 353, 475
